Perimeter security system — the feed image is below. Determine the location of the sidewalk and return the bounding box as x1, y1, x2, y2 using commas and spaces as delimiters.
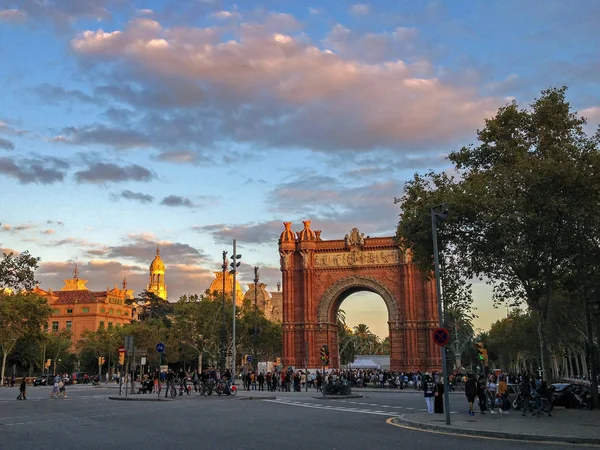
394, 408, 600, 445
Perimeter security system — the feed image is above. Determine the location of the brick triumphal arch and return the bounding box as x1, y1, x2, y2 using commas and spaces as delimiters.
278, 221, 441, 372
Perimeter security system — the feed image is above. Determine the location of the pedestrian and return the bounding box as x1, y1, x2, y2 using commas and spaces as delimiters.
50, 376, 60, 399
433, 376, 444, 413
58, 379, 67, 398
476, 375, 487, 414
487, 376, 499, 414
464, 373, 477, 416
497, 374, 510, 414
17, 378, 27, 400
422, 375, 435, 413
520, 375, 532, 417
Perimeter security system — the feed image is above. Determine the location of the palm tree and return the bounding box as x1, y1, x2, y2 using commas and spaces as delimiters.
353, 324, 379, 355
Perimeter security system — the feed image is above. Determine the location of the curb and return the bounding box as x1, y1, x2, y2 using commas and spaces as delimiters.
108, 396, 171, 402
392, 415, 600, 446
239, 396, 277, 400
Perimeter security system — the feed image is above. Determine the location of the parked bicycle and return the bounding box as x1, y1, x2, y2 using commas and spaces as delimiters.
322, 379, 351, 396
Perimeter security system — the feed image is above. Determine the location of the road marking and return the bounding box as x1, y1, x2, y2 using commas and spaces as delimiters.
264, 399, 398, 417
385, 418, 600, 447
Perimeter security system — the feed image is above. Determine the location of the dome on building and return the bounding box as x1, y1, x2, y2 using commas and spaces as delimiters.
243, 282, 270, 311
279, 221, 295, 243
149, 245, 165, 272
297, 220, 316, 241
209, 271, 244, 305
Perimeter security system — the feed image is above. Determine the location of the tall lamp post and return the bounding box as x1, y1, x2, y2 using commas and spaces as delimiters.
229, 240, 241, 383
219, 250, 228, 374
253, 266, 259, 373
431, 203, 451, 426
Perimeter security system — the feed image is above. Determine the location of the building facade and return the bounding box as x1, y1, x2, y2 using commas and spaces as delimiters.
34, 266, 135, 344
147, 245, 168, 300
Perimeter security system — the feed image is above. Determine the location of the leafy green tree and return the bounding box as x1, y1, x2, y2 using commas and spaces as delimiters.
398, 87, 600, 378
134, 290, 174, 327
0, 251, 40, 291
0, 292, 50, 383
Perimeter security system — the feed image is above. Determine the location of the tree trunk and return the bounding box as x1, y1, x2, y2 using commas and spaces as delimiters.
1, 350, 7, 388
567, 351, 573, 377
537, 315, 549, 379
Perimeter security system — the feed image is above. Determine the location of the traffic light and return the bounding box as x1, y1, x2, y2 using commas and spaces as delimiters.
276, 357, 281, 367
118, 351, 125, 365
476, 342, 484, 361
320, 345, 329, 365
45, 359, 51, 368
98, 356, 105, 366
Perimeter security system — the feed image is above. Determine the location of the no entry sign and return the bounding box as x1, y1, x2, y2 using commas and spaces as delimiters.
433, 327, 450, 347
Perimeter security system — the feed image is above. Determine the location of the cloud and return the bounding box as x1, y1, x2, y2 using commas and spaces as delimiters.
46, 220, 65, 226
105, 233, 207, 265
75, 162, 154, 184
153, 150, 206, 164
160, 195, 194, 208
0, 138, 14, 150
0, 0, 127, 28
194, 220, 284, 245
34, 83, 96, 105
53, 125, 149, 150
0, 120, 27, 136
110, 190, 155, 204
0, 9, 27, 22
68, 17, 499, 154
0, 156, 67, 184
42, 229, 55, 235
350, 4, 371, 15
1, 223, 34, 233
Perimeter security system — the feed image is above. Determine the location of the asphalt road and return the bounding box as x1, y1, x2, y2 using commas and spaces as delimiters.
0, 385, 595, 450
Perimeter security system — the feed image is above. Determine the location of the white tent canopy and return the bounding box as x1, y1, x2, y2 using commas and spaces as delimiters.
348, 359, 380, 369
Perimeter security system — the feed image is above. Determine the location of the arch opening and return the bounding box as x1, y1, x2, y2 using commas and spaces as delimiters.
336, 291, 390, 367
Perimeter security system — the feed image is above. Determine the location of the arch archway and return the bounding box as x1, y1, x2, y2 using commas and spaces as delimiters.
278, 221, 442, 372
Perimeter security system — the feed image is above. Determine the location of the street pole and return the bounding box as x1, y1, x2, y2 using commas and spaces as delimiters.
431, 204, 451, 426
219, 250, 227, 374
230, 240, 241, 384
305, 341, 308, 392
254, 266, 259, 374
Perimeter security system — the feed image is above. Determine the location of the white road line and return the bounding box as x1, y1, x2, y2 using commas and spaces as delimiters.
263, 400, 398, 417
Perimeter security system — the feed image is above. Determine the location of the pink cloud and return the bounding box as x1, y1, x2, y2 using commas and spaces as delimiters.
69, 16, 501, 152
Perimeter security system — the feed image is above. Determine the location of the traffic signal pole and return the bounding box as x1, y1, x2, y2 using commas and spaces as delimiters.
431, 205, 451, 426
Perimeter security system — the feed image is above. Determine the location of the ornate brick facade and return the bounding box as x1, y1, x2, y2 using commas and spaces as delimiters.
278, 221, 441, 373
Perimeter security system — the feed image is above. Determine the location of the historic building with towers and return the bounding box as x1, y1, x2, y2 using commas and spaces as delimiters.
33, 265, 135, 345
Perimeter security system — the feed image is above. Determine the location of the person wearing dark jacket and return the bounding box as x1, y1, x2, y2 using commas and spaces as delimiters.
465, 374, 477, 416
17, 378, 27, 400
433, 377, 444, 413
476, 376, 487, 414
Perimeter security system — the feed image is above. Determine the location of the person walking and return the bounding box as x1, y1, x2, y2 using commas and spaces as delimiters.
17, 378, 27, 400
422, 375, 435, 414
433, 375, 444, 413
476, 375, 487, 414
464, 374, 477, 416
497, 374, 510, 414
487, 376, 499, 414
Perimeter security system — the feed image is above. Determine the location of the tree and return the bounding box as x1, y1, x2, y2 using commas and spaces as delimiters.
0, 292, 50, 384
134, 290, 174, 327
397, 87, 600, 378
0, 251, 40, 291
46, 329, 73, 375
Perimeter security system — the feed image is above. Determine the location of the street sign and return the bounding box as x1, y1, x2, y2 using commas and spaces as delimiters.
246, 355, 253, 363
156, 343, 165, 353
118, 345, 125, 353
124, 336, 134, 353
141, 357, 147, 365
433, 327, 450, 347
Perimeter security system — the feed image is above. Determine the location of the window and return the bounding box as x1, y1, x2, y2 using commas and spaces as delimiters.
52, 308, 60, 314
123, 311, 129, 317
67, 308, 73, 314
109, 309, 114, 315
100, 307, 105, 313
99, 321, 105, 328
66, 321, 72, 329
52, 321, 59, 332
82, 307, 90, 313
108, 322, 113, 328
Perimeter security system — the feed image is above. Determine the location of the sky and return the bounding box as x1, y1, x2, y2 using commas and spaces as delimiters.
1, 0, 599, 338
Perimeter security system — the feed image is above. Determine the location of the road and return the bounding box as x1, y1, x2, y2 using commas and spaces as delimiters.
0, 385, 594, 449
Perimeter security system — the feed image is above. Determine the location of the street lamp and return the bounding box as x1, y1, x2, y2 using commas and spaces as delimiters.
431, 203, 451, 426
229, 240, 241, 383
219, 250, 228, 374
254, 266, 259, 373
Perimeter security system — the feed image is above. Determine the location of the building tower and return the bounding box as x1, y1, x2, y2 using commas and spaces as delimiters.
147, 244, 167, 300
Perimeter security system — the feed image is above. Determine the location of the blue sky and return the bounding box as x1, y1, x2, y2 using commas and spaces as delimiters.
1, 0, 599, 337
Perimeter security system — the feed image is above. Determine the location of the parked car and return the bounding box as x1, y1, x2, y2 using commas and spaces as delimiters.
33, 375, 49, 386
551, 383, 591, 408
